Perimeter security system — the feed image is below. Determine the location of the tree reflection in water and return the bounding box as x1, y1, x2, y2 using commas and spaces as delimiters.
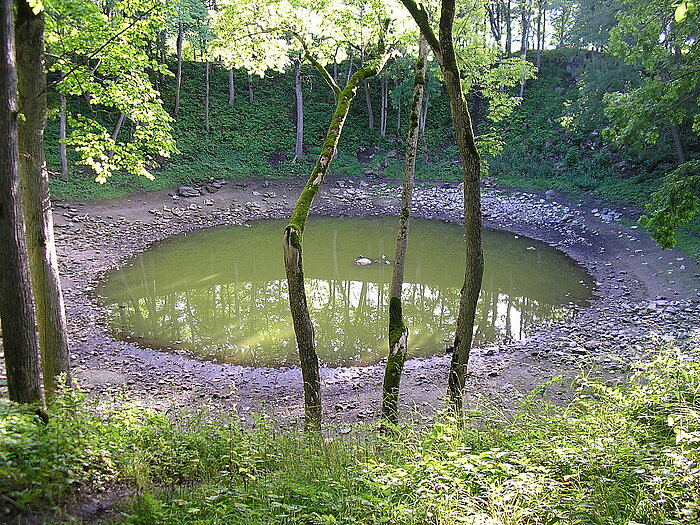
98, 217, 594, 367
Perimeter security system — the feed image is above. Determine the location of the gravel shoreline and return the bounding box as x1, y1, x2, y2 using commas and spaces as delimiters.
3, 179, 699, 427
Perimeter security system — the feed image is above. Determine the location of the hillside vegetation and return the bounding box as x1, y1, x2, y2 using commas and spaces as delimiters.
45, 50, 700, 258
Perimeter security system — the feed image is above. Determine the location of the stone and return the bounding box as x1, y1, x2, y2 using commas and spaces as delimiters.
177, 186, 200, 197
355, 257, 372, 266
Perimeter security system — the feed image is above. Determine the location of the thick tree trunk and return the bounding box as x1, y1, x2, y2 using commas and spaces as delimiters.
671, 124, 687, 165
294, 58, 304, 160
0, 0, 44, 408
174, 21, 183, 114
16, 1, 71, 397
228, 69, 235, 106
59, 93, 68, 177
284, 56, 388, 432
205, 60, 210, 132
248, 72, 254, 103
364, 80, 374, 129
382, 36, 428, 425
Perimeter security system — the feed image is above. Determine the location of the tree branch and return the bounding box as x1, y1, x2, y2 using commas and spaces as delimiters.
290, 32, 341, 96
398, 0, 440, 55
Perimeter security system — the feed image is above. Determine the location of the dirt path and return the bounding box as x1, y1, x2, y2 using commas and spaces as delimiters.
4, 179, 699, 428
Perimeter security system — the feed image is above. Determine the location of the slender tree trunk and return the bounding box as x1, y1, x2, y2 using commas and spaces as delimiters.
420, 88, 430, 160
59, 93, 68, 177
396, 79, 401, 134
346, 50, 354, 84
174, 21, 183, 114
382, 36, 429, 425
380, 76, 388, 136
671, 124, 687, 165
111, 112, 125, 141
0, 0, 45, 408
505, 0, 512, 55
16, 1, 71, 397
535, 4, 543, 70
364, 80, 375, 130
284, 55, 388, 432
294, 58, 304, 160
400, 0, 484, 415
228, 69, 235, 106
205, 60, 210, 132
248, 72, 254, 103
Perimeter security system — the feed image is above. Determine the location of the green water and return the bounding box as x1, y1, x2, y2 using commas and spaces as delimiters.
98, 217, 594, 367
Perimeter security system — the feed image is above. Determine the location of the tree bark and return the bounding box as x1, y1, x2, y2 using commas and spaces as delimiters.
284, 53, 389, 432
380, 76, 388, 136
364, 79, 374, 129
111, 112, 125, 141
294, 58, 304, 160
671, 124, 687, 165
400, 0, 484, 415
16, 0, 71, 397
174, 21, 183, 114
59, 93, 68, 177
205, 59, 210, 132
505, 0, 512, 55
0, 0, 45, 408
228, 68, 235, 106
382, 35, 428, 425
420, 88, 430, 160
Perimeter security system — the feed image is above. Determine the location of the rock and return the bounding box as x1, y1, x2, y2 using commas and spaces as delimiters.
387, 149, 397, 158
177, 186, 200, 197
355, 257, 372, 266
545, 189, 556, 200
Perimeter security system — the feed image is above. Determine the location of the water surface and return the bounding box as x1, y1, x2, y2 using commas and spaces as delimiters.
98, 217, 594, 366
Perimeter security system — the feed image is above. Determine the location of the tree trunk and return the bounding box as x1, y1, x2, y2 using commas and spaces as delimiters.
248, 72, 254, 103
505, 0, 512, 55
364, 80, 374, 129
382, 35, 428, 425
205, 59, 210, 132
535, 3, 543, 70
228, 69, 235, 106
671, 124, 687, 165
16, 0, 71, 397
380, 76, 388, 136
346, 50, 354, 85
0, 0, 45, 408
396, 79, 401, 134
111, 112, 125, 141
420, 88, 430, 160
284, 55, 388, 432
294, 58, 304, 160
59, 93, 68, 177
399, 0, 484, 415
174, 21, 183, 114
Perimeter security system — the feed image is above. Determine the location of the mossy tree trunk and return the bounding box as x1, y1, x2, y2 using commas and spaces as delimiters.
401, 0, 484, 415
382, 35, 429, 425
284, 50, 388, 432
16, 0, 71, 397
0, 0, 45, 408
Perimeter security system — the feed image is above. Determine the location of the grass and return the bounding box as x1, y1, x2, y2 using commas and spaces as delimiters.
2, 345, 700, 524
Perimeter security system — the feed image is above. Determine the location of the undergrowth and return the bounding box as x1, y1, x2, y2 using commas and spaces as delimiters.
2, 345, 700, 524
